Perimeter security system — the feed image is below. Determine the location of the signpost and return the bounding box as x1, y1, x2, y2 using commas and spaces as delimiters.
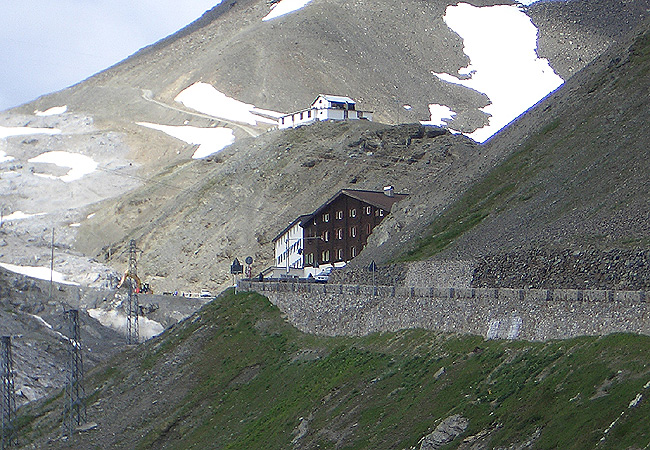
231, 258, 243, 293
245, 256, 253, 279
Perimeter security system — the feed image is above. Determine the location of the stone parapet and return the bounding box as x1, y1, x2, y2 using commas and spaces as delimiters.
239, 281, 648, 341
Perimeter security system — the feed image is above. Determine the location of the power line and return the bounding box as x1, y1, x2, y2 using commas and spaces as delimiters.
63, 310, 86, 438
126, 240, 140, 345
0, 336, 16, 450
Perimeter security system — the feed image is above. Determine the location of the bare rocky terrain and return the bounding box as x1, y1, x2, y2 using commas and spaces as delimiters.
0, 0, 647, 421
0, 0, 648, 448
1, 0, 648, 296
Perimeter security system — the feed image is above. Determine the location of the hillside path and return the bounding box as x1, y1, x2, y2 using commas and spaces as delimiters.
141, 89, 262, 137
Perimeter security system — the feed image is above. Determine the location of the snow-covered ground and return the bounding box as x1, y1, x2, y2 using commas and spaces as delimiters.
0, 125, 61, 139
262, 0, 312, 21
429, 2, 563, 142
35, 105, 67, 116
421, 104, 457, 127
28, 150, 98, 182
137, 122, 236, 159
141, 82, 283, 158
175, 82, 280, 126
1, 211, 46, 222
0, 262, 79, 285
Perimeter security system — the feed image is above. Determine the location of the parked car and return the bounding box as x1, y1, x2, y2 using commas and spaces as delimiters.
200, 289, 213, 298
314, 267, 333, 283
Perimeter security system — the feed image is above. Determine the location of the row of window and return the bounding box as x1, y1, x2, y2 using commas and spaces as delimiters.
306, 247, 358, 264
323, 226, 360, 241
321, 207, 383, 223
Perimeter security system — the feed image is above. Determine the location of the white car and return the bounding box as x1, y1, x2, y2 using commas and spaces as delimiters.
314, 267, 333, 282
200, 289, 213, 298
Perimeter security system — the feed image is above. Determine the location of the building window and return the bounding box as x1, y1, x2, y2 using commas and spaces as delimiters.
337, 248, 344, 260
281, 117, 285, 124
308, 110, 312, 118
349, 208, 357, 218
351, 246, 357, 257
375, 209, 384, 217
321, 250, 330, 262
323, 213, 330, 222
365, 206, 372, 215
336, 210, 343, 220
336, 228, 344, 240
307, 253, 314, 265
350, 226, 357, 238
367, 223, 371, 234
323, 231, 330, 242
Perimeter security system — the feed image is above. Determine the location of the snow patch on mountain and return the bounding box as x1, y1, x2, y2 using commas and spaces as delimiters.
137, 122, 235, 159
175, 82, 280, 126
433, 3, 563, 142
28, 151, 98, 182
263, 0, 312, 21
1, 211, 46, 222
35, 106, 67, 116
0, 262, 79, 286
421, 104, 457, 127
0, 125, 61, 139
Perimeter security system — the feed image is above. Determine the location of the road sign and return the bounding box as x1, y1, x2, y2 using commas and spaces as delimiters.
231, 258, 243, 274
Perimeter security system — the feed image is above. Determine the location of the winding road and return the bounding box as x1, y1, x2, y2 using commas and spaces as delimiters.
141, 89, 266, 137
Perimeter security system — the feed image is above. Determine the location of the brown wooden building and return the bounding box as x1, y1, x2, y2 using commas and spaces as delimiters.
300, 188, 408, 268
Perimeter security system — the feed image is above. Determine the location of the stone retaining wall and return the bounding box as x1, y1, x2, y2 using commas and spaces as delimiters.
239, 281, 648, 341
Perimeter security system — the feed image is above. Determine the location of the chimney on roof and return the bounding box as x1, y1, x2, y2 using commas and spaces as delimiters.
383, 185, 394, 197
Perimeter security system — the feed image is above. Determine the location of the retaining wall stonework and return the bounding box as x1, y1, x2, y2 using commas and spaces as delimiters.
239, 281, 649, 341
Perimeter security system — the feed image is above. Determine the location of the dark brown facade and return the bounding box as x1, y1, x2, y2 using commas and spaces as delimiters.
300, 189, 407, 267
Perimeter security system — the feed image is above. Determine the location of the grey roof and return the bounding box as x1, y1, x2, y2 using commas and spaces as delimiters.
300, 189, 408, 226
272, 214, 311, 242
317, 95, 356, 104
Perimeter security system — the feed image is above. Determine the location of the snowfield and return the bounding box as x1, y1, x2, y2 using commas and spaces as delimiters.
0, 262, 79, 286
430, 2, 564, 142
35, 105, 67, 116
138, 122, 236, 159
421, 104, 457, 127
0, 125, 61, 139
175, 82, 280, 126
262, 0, 312, 21
2, 211, 46, 222
28, 151, 98, 182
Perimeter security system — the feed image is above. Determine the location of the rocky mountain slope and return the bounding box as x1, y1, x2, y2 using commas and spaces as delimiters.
1, 0, 649, 293
0, 265, 208, 407
353, 19, 650, 290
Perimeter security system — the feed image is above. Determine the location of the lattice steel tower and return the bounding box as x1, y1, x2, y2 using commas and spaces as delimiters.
126, 239, 140, 345
1, 336, 16, 449
63, 310, 86, 437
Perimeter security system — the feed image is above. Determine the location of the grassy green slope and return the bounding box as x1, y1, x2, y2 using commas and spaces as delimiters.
16, 290, 650, 449
398, 25, 650, 263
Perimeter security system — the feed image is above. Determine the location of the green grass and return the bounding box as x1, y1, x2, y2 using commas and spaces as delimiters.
397, 117, 566, 261
17, 292, 650, 449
